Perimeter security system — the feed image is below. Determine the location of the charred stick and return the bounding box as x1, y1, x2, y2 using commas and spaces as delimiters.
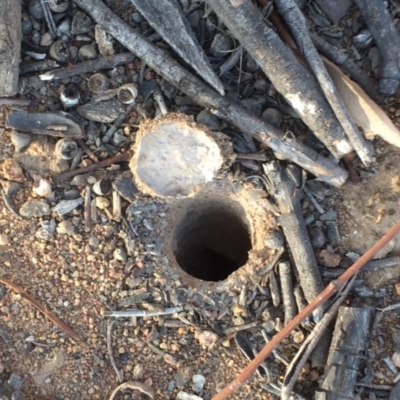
20, 59, 59, 75
282, 276, 356, 400
212, 219, 400, 400
207, 0, 353, 161
235, 152, 267, 162
72, 0, 348, 187
40, 53, 135, 81
315, 306, 373, 400
53, 151, 132, 184
353, 0, 400, 96
40, 0, 57, 38
0, 98, 33, 106
310, 33, 381, 103
102, 102, 136, 143
264, 162, 325, 321
276, 0, 373, 165
278, 261, 297, 325
131, 0, 224, 94
293, 284, 309, 327
77, 139, 99, 163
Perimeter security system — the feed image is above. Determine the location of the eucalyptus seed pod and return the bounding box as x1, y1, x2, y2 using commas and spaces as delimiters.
60, 85, 80, 108
88, 73, 109, 93
117, 83, 138, 104
55, 138, 78, 160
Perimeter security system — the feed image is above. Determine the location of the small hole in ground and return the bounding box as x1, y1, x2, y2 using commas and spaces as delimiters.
171, 196, 252, 282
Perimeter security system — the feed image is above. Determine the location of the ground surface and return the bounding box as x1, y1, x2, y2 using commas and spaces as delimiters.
1, 0, 400, 399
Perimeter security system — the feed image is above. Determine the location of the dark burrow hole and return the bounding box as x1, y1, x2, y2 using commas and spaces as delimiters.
171, 196, 252, 282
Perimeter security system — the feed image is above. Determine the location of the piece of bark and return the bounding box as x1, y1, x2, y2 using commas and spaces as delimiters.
207, 0, 353, 161
324, 57, 400, 148
354, 0, 400, 96
264, 162, 325, 321
130, 0, 224, 95
0, 0, 21, 96
315, 306, 373, 400
6, 111, 84, 138
276, 0, 373, 166
72, 0, 348, 187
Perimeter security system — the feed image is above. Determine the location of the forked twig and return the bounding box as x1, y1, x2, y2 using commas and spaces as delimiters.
211, 219, 400, 400
0, 276, 81, 342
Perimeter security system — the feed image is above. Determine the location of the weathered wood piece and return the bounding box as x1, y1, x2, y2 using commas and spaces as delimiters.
6, 112, 84, 139
264, 162, 325, 321
207, 0, 353, 161
315, 306, 373, 400
276, 0, 373, 166
0, 0, 21, 96
278, 261, 297, 325
354, 0, 400, 96
72, 0, 348, 187
130, 0, 224, 95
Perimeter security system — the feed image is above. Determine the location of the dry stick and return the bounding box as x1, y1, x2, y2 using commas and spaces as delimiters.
72, 0, 348, 188
211, 219, 400, 400
264, 162, 325, 321
309, 33, 382, 103
84, 186, 92, 231
39, 53, 135, 81
278, 261, 297, 326
0, 276, 81, 342
20, 59, 59, 75
275, 0, 373, 165
131, 0, 224, 94
353, 0, 400, 96
52, 151, 132, 184
268, 271, 281, 307
281, 275, 356, 400
207, 0, 353, 161
109, 382, 155, 400
0, 98, 33, 106
106, 320, 124, 382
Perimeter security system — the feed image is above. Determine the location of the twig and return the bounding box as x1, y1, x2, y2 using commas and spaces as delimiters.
0, 98, 33, 106
77, 139, 99, 163
353, 0, 400, 96
84, 186, 92, 231
72, 0, 348, 187
1, 188, 22, 219
207, 0, 353, 161
278, 261, 297, 326
102, 102, 136, 143
109, 381, 154, 400
293, 284, 309, 327
106, 320, 124, 382
211, 219, 400, 400
20, 59, 59, 75
235, 152, 267, 162
0, 276, 81, 342
52, 151, 132, 184
276, 0, 373, 165
264, 162, 325, 321
268, 271, 281, 307
281, 275, 356, 399
102, 306, 183, 318
40, 0, 57, 38
223, 321, 258, 336
39, 53, 135, 81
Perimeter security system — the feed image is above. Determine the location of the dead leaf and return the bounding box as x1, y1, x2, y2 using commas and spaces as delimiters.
324, 57, 400, 148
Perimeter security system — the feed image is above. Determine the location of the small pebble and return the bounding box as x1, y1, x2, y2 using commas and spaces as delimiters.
196, 110, 221, 131
113, 248, 127, 262
196, 330, 218, 348
10, 131, 31, 152
316, 249, 341, 268
319, 210, 337, 221
261, 108, 283, 128
20, 199, 50, 218
0, 234, 9, 246
210, 33, 233, 58
309, 227, 326, 249
95, 197, 110, 210
57, 220, 75, 235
